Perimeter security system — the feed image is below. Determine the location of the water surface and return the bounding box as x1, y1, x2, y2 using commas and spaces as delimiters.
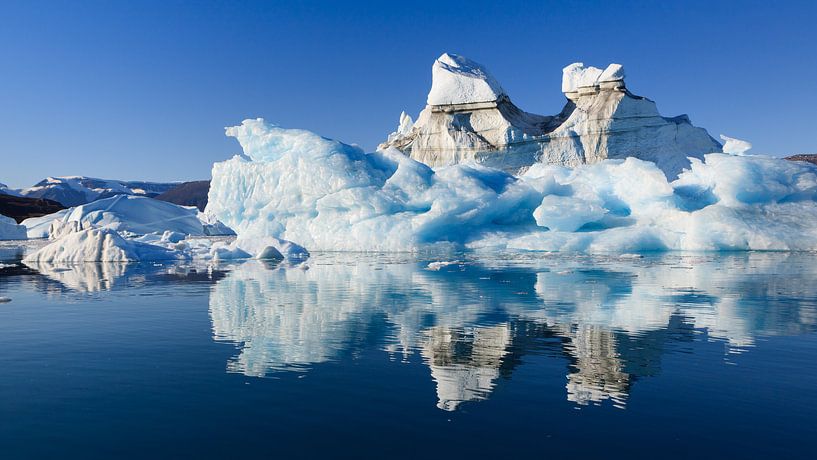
1, 251, 816, 458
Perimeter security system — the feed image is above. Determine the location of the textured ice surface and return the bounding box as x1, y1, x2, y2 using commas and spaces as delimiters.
382, 56, 719, 179
0, 214, 27, 240
23, 227, 183, 262
562, 62, 625, 92
427, 53, 506, 105
720, 134, 753, 155
22, 195, 231, 238
208, 120, 817, 253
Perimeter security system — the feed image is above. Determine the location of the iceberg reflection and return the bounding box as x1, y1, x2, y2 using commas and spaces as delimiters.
208, 253, 817, 411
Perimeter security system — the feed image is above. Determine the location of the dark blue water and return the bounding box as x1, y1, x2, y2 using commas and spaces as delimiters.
1, 252, 816, 458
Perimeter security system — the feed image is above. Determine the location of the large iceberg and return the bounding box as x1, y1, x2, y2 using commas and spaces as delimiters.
207, 119, 817, 253
380, 54, 721, 179
209, 119, 540, 251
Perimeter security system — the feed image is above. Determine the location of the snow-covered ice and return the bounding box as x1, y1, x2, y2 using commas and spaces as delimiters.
207, 119, 817, 253
22, 195, 232, 239
426, 53, 506, 106
562, 62, 625, 93
720, 134, 753, 155
23, 227, 184, 263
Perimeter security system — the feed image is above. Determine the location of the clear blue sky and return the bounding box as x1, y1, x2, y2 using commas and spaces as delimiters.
2, 0, 816, 188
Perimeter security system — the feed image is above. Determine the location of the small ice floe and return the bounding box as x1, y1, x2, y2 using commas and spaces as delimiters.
426, 260, 462, 271
618, 253, 643, 259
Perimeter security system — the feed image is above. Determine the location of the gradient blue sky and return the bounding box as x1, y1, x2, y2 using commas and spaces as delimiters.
2, 0, 816, 188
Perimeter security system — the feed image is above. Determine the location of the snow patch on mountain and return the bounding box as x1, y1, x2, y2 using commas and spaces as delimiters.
0, 183, 21, 197
21, 176, 180, 207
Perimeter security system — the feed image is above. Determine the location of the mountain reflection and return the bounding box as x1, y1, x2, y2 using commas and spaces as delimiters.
208, 253, 817, 411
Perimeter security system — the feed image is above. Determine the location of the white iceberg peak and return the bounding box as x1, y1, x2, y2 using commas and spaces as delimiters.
427, 53, 506, 106
719, 134, 752, 155
562, 62, 625, 93
386, 111, 414, 143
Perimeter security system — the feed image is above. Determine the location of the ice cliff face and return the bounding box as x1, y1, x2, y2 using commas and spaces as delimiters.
380, 54, 721, 179
207, 119, 817, 253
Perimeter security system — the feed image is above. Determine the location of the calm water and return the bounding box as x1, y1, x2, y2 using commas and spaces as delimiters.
1, 250, 816, 458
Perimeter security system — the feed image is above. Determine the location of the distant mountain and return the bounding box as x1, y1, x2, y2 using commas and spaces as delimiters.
21, 176, 181, 207
0, 182, 21, 196
0, 194, 65, 223
155, 181, 210, 211
785, 154, 817, 165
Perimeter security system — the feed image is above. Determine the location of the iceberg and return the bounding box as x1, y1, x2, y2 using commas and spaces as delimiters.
0, 213, 27, 240
207, 119, 817, 253
23, 227, 184, 263
208, 119, 540, 251
22, 195, 232, 239
380, 54, 721, 179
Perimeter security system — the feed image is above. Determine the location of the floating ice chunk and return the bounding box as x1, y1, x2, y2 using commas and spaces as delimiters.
427, 53, 506, 105
22, 195, 229, 238
426, 260, 462, 271
24, 227, 184, 262
719, 134, 753, 155
256, 245, 284, 261
0, 214, 27, 240
234, 236, 309, 260
210, 243, 252, 261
